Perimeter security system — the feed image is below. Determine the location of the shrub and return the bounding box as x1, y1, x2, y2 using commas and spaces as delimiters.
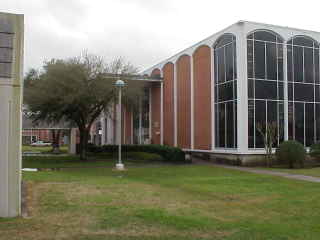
87, 144, 186, 162
276, 140, 306, 168
310, 143, 320, 160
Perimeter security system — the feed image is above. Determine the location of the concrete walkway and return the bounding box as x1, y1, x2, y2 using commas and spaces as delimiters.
195, 159, 320, 183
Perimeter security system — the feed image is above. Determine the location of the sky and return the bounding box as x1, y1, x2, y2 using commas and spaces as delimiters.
2, 0, 320, 73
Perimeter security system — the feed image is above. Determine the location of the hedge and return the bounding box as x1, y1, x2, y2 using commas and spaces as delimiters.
276, 140, 306, 168
86, 144, 186, 162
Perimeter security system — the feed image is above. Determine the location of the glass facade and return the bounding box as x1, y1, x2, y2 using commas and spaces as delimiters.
247, 30, 284, 148
133, 87, 150, 144
214, 34, 237, 148
287, 36, 320, 146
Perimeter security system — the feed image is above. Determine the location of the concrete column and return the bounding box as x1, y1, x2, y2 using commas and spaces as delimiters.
236, 23, 249, 154
0, 13, 24, 218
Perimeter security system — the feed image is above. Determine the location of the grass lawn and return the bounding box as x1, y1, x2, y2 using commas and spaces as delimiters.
2, 157, 320, 239
22, 145, 69, 153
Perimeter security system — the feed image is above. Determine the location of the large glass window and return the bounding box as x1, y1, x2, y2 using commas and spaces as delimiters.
247, 30, 284, 148
287, 36, 320, 146
214, 34, 237, 148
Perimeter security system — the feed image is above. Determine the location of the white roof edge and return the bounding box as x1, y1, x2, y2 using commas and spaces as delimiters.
142, 20, 320, 74
142, 21, 241, 74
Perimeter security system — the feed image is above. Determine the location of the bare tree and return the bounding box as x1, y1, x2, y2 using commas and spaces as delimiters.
256, 121, 278, 167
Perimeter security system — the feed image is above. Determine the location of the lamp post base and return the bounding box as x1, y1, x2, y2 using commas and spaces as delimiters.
115, 163, 125, 170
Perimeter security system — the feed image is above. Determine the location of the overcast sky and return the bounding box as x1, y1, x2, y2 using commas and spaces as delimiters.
2, 0, 320, 73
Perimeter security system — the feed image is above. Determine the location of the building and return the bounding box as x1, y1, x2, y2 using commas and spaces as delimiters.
101, 21, 320, 164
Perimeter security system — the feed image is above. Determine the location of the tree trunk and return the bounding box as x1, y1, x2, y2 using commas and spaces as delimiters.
51, 129, 61, 154
79, 128, 89, 161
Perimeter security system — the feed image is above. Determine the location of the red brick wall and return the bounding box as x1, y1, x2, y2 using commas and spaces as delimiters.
124, 107, 132, 144
193, 46, 212, 150
162, 63, 174, 146
151, 69, 161, 144
176, 55, 191, 149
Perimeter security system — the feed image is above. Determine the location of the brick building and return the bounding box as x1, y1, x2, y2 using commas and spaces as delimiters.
101, 21, 320, 164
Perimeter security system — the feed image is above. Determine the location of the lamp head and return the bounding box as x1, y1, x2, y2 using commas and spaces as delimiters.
115, 79, 125, 87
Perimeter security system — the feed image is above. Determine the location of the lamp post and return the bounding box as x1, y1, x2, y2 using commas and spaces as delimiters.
115, 79, 126, 170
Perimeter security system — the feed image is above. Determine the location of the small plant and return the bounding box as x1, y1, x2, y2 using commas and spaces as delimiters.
276, 140, 306, 168
309, 142, 320, 160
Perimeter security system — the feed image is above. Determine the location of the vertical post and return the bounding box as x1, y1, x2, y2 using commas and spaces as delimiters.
283, 44, 289, 141
160, 81, 164, 145
174, 63, 178, 147
0, 13, 24, 218
118, 87, 122, 165
190, 55, 194, 149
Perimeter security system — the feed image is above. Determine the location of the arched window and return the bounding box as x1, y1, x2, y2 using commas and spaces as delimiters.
214, 34, 237, 148
287, 36, 320, 146
247, 30, 284, 148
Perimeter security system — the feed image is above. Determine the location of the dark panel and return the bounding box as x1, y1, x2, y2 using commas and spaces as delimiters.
218, 81, 233, 102
295, 102, 304, 145
293, 46, 304, 82
287, 45, 293, 82
254, 41, 266, 79
305, 103, 315, 146
225, 43, 234, 81
316, 104, 320, 142
288, 83, 293, 101
226, 101, 234, 148
304, 47, 314, 83
255, 80, 277, 100
278, 82, 284, 100
233, 42, 237, 80
277, 44, 284, 81
247, 40, 254, 79
215, 34, 234, 48
293, 36, 314, 48
266, 42, 277, 80
248, 100, 254, 148
288, 102, 294, 140
248, 79, 254, 99
267, 101, 277, 147
217, 47, 225, 83
315, 50, 320, 84
294, 83, 314, 102
278, 102, 284, 143
255, 100, 266, 148
254, 31, 277, 42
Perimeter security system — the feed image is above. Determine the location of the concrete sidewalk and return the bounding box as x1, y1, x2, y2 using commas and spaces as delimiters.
195, 159, 320, 183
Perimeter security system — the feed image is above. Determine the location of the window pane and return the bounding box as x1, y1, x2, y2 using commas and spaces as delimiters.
226, 102, 234, 148
267, 101, 277, 147
278, 82, 284, 100
218, 103, 226, 147
293, 37, 314, 48
254, 31, 277, 42
278, 102, 284, 143
247, 40, 254, 79
218, 81, 233, 102
255, 100, 266, 148
233, 42, 237, 80
266, 42, 277, 80
316, 104, 320, 142
277, 44, 284, 81
293, 46, 304, 82
217, 48, 225, 83
315, 50, 319, 84
295, 103, 304, 145
288, 102, 294, 140
305, 103, 315, 146
288, 83, 293, 101
225, 44, 234, 81
255, 80, 277, 100
287, 45, 293, 82
248, 100, 254, 148
304, 47, 314, 83
294, 83, 314, 102
248, 79, 254, 99
254, 41, 266, 79
215, 34, 234, 48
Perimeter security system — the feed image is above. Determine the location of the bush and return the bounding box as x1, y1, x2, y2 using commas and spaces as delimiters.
276, 140, 306, 168
87, 144, 186, 162
310, 143, 320, 160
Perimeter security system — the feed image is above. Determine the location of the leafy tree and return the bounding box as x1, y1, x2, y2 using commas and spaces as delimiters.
24, 53, 144, 160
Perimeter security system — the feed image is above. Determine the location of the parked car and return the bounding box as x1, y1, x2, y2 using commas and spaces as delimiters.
30, 141, 52, 147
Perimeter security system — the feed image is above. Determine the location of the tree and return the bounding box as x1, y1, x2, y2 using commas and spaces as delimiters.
24, 52, 144, 160
256, 121, 278, 167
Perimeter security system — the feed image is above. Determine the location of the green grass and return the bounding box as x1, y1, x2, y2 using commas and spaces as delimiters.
22, 145, 69, 153
2, 160, 320, 239
22, 152, 164, 169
